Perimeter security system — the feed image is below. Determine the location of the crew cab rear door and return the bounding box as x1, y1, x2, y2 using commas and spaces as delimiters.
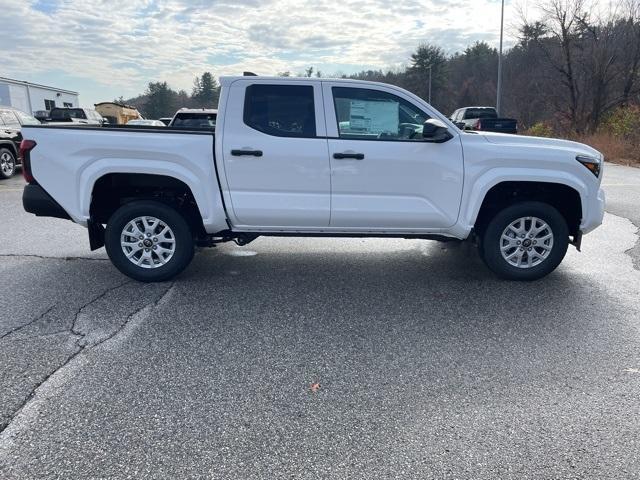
322, 82, 464, 229
220, 79, 330, 228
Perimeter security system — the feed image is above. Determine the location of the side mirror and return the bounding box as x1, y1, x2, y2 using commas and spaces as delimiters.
454, 121, 466, 129
422, 119, 453, 143
101, 118, 110, 125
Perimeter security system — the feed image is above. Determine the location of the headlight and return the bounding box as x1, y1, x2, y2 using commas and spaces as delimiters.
576, 154, 602, 177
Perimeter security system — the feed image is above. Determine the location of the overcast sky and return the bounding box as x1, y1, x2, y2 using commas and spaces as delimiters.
2, 0, 528, 106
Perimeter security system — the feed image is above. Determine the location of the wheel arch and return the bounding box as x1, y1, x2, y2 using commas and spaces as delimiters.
81, 162, 228, 233
0, 141, 18, 158
90, 172, 211, 234
471, 178, 584, 238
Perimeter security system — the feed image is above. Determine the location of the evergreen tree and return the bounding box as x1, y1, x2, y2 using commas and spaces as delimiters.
144, 81, 178, 119
192, 72, 220, 107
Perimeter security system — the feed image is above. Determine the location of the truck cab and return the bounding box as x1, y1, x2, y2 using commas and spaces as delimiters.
216, 78, 463, 230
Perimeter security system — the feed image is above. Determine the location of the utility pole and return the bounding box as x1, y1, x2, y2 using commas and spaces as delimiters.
496, 0, 505, 115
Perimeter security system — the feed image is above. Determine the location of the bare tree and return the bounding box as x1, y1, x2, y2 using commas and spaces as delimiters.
621, 0, 640, 104
527, 0, 589, 132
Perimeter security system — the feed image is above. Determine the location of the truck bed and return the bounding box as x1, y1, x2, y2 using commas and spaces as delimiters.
28, 124, 215, 135
21, 124, 226, 233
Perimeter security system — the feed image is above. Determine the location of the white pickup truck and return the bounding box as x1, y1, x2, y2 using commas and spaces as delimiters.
21, 76, 605, 282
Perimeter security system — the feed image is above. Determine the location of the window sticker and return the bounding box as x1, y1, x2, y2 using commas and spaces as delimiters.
347, 100, 399, 134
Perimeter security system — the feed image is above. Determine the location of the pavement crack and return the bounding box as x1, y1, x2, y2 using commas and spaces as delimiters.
0, 279, 131, 435
0, 254, 108, 261
0, 346, 82, 434
91, 281, 175, 349
70, 279, 133, 340
0, 280, 174, 436
624, 221, 640, 271
0, 304, 57, 340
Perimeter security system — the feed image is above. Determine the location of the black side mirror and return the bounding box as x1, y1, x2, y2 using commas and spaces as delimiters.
422, 119, 453, 143
454, 121, 466, 129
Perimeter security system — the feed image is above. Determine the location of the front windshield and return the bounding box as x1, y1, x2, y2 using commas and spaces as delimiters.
15, 111, 41, 125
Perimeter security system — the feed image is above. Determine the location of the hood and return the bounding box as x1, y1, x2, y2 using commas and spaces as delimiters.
480, 131, 602, 159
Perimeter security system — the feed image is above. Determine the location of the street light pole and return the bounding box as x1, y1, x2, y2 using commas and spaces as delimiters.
427, 64, 432, 104
496, 0, 505, 115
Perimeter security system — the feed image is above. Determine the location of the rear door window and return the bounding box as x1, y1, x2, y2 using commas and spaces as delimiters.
243, 84, 316, 137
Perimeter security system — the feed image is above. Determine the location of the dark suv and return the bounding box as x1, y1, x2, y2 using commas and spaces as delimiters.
0, 106, 40, 179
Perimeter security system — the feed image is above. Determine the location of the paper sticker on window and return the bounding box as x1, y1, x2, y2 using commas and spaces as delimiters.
348, 100, 399, 134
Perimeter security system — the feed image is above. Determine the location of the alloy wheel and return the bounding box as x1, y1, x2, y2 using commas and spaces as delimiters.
500, 216, 554, 269
0, 152, 15, 177
120, 216, 176, 269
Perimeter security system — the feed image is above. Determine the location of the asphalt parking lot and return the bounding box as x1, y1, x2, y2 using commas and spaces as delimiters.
0, 165, 639, 479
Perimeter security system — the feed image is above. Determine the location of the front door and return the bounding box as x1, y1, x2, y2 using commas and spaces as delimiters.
221, 81, 330, 228
322, 83, 464, 230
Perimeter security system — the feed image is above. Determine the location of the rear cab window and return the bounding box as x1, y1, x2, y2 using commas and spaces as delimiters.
172, 113, 217, 129
50, 108, 87, 121
463, 108, 497, 120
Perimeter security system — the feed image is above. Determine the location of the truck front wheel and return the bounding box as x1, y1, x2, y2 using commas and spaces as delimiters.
105, 200, 195, 282
480, 201, 569, 281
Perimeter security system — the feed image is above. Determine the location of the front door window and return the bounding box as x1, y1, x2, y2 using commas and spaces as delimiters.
332, 87, 430, 141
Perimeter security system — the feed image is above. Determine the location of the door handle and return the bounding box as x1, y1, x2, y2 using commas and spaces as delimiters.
333, 152, 364, 160
231, 149, 263, 157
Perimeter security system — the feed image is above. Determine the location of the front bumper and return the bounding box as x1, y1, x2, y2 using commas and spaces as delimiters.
23, 183, 71, 220
580, 187, 605, 234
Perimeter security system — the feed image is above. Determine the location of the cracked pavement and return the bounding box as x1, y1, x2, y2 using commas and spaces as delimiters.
0, 166, 639, 479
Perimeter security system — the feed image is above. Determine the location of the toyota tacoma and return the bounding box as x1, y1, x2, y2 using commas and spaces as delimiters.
20, 76, 605, 282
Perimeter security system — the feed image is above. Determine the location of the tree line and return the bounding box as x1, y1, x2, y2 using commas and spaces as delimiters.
124, 0, 640, 137
120, 72, 220, 119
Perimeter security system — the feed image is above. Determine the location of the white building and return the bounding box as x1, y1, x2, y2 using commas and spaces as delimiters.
0, 77, 79, 115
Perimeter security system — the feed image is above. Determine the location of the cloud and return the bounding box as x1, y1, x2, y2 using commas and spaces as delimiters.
1, 0, 523, 104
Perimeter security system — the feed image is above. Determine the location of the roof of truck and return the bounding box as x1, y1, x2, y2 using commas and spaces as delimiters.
174, 108, 218, 114
219, 76, 390, 88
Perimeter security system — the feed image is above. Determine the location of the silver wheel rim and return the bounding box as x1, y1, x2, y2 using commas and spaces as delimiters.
120, 216, 175, 269
0, 152, 14, 176
500, 216, 554, 269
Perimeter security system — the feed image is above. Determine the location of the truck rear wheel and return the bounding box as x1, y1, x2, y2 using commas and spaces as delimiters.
105, 200, 194, 282
480, 201, 569, 281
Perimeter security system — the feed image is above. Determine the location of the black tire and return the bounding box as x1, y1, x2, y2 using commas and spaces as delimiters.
0, 148, 16, 179
480, 201, 569, 281
105, 200, 195, 282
